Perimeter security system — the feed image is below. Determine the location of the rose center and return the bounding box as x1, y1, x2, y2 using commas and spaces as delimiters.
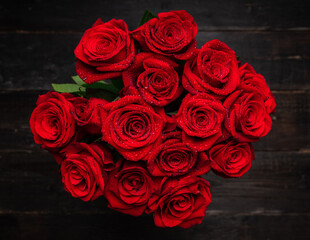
41, 114, 59, 137
126, 118, 145, 136
194, 111, 209, 127
75, 103, 91, 120
123, 174, 144, 191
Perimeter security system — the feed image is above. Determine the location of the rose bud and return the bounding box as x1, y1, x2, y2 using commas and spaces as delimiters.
147, 131, 211, 176
239, 62, 276, 114
132, 10, 198, 60
29, 92, 76, 151
147, 176, 212, 228
60, 142, 114, 201
182, 39, 240, 98
207, 139, 254, 178
104, 159, 157, 216
70, 97, 109, 135
223, 89, 272, 142
75, 18, 135, 84
101, 95, 165, 161
122, 52, 183, 107
176, 93, 225, 151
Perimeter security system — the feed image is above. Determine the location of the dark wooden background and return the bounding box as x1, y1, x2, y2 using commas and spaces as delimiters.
0, 0, 309, 239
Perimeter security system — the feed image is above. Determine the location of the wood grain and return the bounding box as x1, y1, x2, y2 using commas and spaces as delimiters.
0, 213, 309, 240
0, 32, 309, 90
1, 0, 309, 31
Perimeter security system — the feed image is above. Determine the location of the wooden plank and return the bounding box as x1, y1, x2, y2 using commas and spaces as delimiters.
0, 91, 309, 151
0, 32, 309, 90
0, 213, 309, 240
0, 0, 309, 31
0, 150, 309, 215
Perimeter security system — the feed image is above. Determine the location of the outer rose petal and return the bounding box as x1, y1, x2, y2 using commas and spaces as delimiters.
238, 62, 276, 114
60, 142, 114, 201
76, 60, 122, 84
176, 93, 225, 151
147, 131, 211, 177
132, 10, 197, 60
182, 40, 240, 98
147, 176, 212, 228
29, 91, 76, 151
101, 95, 165, 161
223, 89, 272, 142
104, 160, 158, 216
122, 52, 182, 107
208, 140, 255, 178
74, 18, 136, 83
70, 97, 109, 135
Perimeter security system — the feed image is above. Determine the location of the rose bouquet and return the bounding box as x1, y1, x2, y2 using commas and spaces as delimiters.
29, 10, 276, 228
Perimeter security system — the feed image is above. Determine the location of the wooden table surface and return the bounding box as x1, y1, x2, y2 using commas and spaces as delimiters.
0, 1, 309, 239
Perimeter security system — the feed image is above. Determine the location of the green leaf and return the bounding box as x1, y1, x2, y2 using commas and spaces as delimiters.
110, 78, 124, 91
237, 56, 240, 61
167, 111, 178, 116
85, 88, 118, 102
52, 83, 86, 93
113, 96, 120, 102
82, 81, 120, 95
94, 136, 102, 143
139, 9, 157, 26
72, 75, 85, 85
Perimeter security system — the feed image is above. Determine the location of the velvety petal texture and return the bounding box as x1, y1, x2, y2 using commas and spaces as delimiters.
239, 63, 276, 114
208, 139, 254, 177
101, 95, 165, 161
70, 97, 109, 135
132, 10, 198, 60
147, 176, 212, 228
75, 18, 136, 83
223, 89, 272, 142
60, 142, 114, 201
176, 93, 225, 151
123, 52, 183, 106
147, 131, 211, 176
105, 159, 157, 216
29, 92, 76, 151
182, 40, 240, 98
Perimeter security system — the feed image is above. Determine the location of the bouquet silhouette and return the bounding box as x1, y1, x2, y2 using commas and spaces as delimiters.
30, 10, 276, 228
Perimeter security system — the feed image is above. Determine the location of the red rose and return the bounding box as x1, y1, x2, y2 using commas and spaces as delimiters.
239, 63, 276, 114
207, 139, 254, 177
182, 40, 240, 98
147, 131, 210, 176
132, 10, 198, 60
101, 95, 165, 161
70, 97, 108, 135
265, 92, 276, 114
29, 92, 76, 151
122, 52, 183, 106
75, 18, 135, 84
104, 159, 156, 216
147, 176, 212, 228
176, 93, 225, 151
223, 89, 272, 142
60, 142, 114, 201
